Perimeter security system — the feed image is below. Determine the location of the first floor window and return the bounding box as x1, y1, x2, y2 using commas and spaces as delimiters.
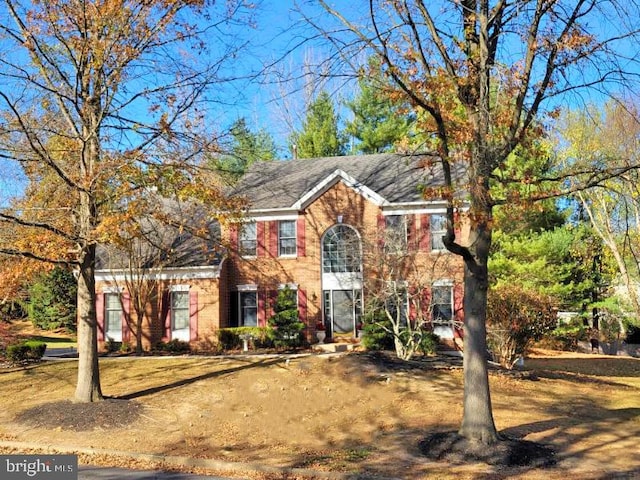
279, 220, 297, 256
171, 291, 190, 331
105, 293, 122, 341
432, 285, 453, 323
240, 291, 258, 326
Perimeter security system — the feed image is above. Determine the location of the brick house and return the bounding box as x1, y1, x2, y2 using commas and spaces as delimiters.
95, 153, 467, 350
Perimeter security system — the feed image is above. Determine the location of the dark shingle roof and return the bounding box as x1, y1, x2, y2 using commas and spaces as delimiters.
96, 197, 222, 271
232, 153, 454, 209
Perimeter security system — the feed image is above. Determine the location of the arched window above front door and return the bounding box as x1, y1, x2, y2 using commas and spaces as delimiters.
322, 225, 361, 273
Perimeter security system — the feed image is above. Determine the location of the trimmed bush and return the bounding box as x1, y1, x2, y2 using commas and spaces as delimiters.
6, 341, 47, 363
217, 327, 274, 350
154, 339, 191, 354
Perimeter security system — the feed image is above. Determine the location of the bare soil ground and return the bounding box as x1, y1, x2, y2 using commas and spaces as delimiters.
0, 324, 639, 479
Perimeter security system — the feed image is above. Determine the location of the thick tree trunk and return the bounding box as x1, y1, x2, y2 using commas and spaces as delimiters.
458, 262, 499, 442
74, 235, 103, 401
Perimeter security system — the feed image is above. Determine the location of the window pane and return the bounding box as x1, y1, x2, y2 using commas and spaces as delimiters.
105, 294, 121, 310
172, 291, 189, 309
173, 308, 190, 330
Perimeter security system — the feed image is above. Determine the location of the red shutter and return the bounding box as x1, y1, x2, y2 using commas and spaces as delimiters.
453, 283, 464, 338
453, 211, 461, 243
122, 292, 131, 343
269, 221, 278, 257
297, 216, 306, 257
377, 213, 386, 249
189, 290, 198, 341
422, 288, 432, 322
258, 290, 267, 326
229, 224, 238, 252
96, 293, 105, 342
298, 289, 307, 323
419, 214, 430, 251
407, 215, 416, 251
161, 291, 171, 341
257, 221, 265, 257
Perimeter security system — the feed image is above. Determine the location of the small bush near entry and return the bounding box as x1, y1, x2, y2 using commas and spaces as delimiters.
216, 327, 274, 350
5, 341, 47, 363
268, 286, 305, 349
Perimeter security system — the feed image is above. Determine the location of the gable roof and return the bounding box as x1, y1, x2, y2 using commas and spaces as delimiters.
232, 153, 460, 211
96, 196, 223, 272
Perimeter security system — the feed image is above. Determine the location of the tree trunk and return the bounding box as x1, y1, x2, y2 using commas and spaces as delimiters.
458, 261, 499, 443
74, 243, 104, 402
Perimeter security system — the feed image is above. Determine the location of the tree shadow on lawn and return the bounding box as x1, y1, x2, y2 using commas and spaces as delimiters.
116, 356, 284, 400
14, 357, 284, 432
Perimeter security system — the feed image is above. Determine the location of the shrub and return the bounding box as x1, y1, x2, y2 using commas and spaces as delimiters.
361, 315, 439, 356
154, 339, 191, 354
361, 316, 395, 351
267, 286, 305, 349
216, 327, 274, 351
417, 331, 439, 356
5, 341, 47, 363
487, 284, 557, 369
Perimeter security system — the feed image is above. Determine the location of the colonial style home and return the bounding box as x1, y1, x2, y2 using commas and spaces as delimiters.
94, 153, 467, 351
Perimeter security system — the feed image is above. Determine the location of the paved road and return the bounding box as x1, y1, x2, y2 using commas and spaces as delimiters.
79, 466, 242, 480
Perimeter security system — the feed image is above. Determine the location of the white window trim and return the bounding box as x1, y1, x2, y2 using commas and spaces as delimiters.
169, 284, 190, 292
237, 284, 258, 292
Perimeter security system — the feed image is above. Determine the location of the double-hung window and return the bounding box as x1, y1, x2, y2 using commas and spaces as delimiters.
171, 290, 190, 335
279, 220, 297, 256
385, 215, 407, 252
430, 214, 447, 251
104, 293, 123, 342
431, 285, 453, 324
240, 291, 258, 327
240, 222, 257, 257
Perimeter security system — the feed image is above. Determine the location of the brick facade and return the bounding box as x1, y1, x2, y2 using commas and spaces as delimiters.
94, 154, 468, 350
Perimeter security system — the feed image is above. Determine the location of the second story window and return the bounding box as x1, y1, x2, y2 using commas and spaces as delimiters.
385, 215, 407, 252
279, 220, 297, 256
239, 222, 257, 257
430, 214, 447, 251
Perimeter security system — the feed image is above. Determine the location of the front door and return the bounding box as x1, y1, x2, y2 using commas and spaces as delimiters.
323, 289, 362, 335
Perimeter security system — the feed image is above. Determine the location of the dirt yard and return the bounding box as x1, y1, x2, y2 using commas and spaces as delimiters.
0, 329, 638, 479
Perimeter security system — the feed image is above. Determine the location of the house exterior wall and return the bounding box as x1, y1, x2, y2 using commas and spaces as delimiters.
95, 269, 223, 352
93, 174, 468, 350
224, 179, 467, 340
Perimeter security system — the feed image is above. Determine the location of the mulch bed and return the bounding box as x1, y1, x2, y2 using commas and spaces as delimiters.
419, 431, 557, 468
15, 398, 143, 432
